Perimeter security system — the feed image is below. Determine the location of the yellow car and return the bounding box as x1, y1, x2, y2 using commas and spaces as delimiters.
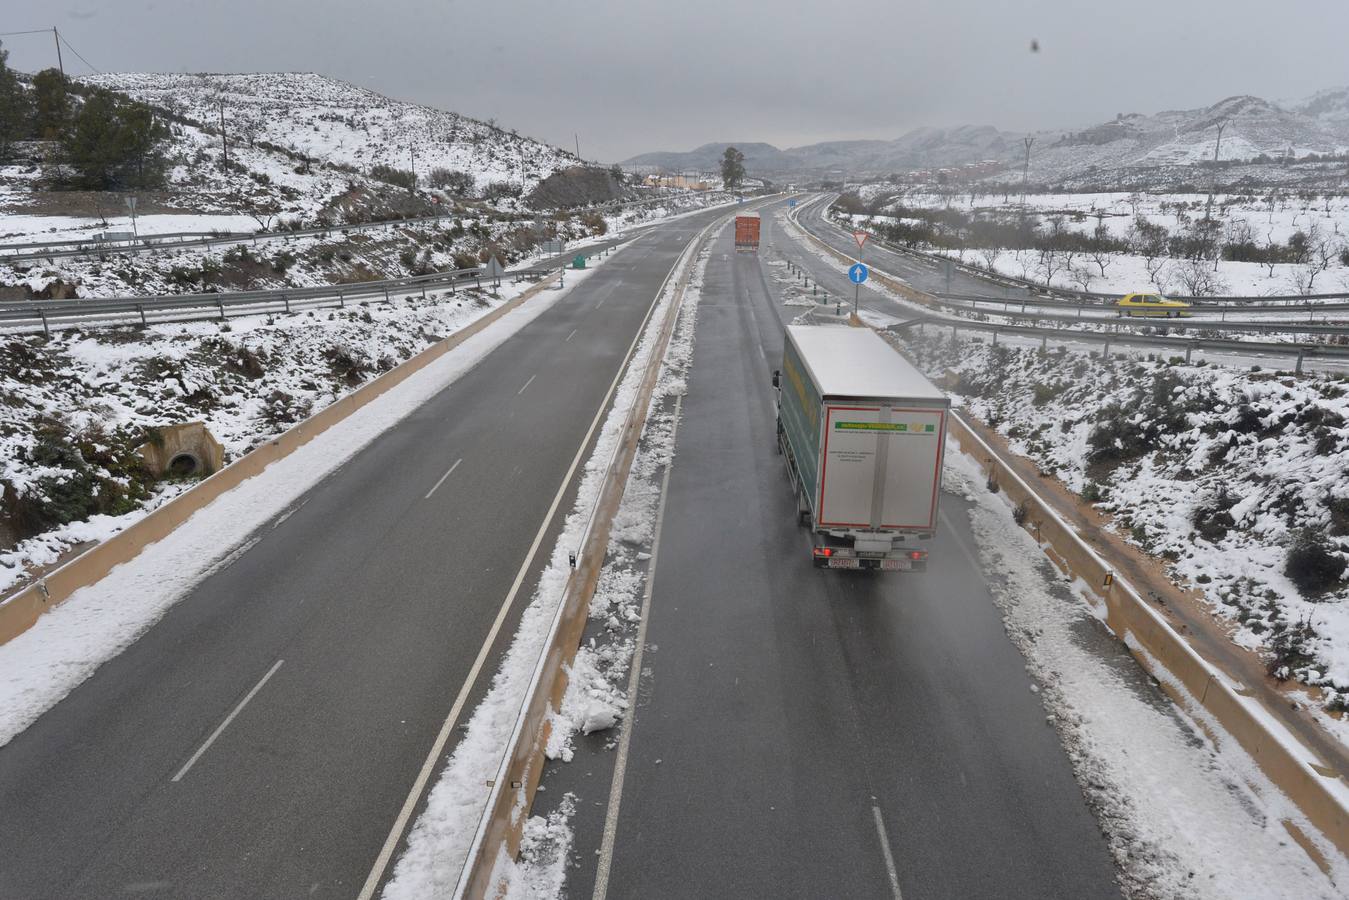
1115, 292, 1193, 318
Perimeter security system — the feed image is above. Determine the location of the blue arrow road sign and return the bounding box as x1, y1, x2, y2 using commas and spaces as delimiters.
848, 263, 869, 284
788, 198, 797, 208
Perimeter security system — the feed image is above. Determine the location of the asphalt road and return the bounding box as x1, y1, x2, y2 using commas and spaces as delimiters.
0, 204, 734, 899
537, 199, 1122, 899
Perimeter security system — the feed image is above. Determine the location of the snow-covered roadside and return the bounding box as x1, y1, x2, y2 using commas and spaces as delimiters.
0, 259, 607, 748
903, 333, 1349, 737
943, 448, 1347, 898
379, 226, 713, 900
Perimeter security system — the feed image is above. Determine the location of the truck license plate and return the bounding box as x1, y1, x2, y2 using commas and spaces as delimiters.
880, 559, 912, 572
827, 557, 861, 569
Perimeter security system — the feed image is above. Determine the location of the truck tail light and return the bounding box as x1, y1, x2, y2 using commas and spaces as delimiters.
813, 547, 833, 558
909, 550, 927, 561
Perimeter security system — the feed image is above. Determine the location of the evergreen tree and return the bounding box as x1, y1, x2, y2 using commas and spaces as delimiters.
0, 47, 33, 158
61, 89, 167, 189
31, 68, 69, 140
720, 146, 746, 190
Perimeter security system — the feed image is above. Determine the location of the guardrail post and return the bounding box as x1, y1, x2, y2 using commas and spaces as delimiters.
338, 289, 345, 308
1296, 350, 1305, 375
138, 304, 147, 327
283, 294, 290, 314
39, 310, 50, 338
1102, 338, 1109, 358
1040, 335, 1047, 351
217, 297, 226, 321
1185, 343, 1193, 364
384, 286, 390, 303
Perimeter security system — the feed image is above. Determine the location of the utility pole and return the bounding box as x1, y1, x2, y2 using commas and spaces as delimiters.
219, 99, 228, 170
52, 27, 65, 79
1021, 136, 1034, 209
1204, 119, 1227, 221
409, 145, 416, 187
574, 133, 581, 161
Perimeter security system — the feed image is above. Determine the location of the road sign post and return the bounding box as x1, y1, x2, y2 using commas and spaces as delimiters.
848, 262, 868, 317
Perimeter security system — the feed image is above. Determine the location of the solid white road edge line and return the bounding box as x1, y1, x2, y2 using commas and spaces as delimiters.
425, 458, 464, 500
171, 658, 285, 783
871, 805, 905, 900
356, 233, 694, 900
517, 374, 537, 395
566, 328, 578, 342
591, 392, 683, 900
939, 509, 983, 572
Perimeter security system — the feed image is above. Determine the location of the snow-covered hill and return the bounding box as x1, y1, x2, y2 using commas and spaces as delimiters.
628, 87, 1349, 187
84, 72, 576, 195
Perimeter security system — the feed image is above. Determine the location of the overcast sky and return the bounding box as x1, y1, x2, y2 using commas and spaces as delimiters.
4, 0, 1348, 161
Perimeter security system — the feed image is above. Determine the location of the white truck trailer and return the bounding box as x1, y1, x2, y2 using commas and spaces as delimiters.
773, 325, 949, 571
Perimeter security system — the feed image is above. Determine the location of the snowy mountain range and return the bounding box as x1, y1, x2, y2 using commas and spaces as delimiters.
626, 88, 1349, 183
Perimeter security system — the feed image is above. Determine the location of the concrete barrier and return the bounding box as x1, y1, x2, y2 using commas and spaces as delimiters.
948, 411, 1349, 863
0, 271, 565, 646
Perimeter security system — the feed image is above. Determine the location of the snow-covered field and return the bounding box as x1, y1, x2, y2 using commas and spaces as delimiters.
842, 189, 1349, 297
903, 331, 1349, 739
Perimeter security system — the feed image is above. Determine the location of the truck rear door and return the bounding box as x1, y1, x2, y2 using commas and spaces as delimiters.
818, 402, 945, 531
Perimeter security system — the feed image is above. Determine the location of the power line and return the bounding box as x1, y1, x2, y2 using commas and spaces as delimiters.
0, 29, 54, 37
57, 33, 99, 74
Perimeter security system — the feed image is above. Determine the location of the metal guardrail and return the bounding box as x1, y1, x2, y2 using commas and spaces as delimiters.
0, 236, 632, 335
894, 318, 1349, 373
931, 294, 1349, 338
936, 290, 1349, 317
0, 191, 731, 264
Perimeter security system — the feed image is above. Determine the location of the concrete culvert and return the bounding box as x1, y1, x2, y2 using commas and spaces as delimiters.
168, 453, 201, 478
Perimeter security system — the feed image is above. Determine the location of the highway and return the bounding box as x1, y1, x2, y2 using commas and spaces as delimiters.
531, 199, 1122, 898
0, 203, 736, 899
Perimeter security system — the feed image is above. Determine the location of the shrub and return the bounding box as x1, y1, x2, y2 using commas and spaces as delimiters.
270, 250, 296, 274
370, 164, 417, 190
1192, 488, 1237, 542
452, 251, 480, 270
427, 168, 474, 195
1284, 528, 1347, 595
1081, 481, 1103, 503
1012, 500, 1030, 526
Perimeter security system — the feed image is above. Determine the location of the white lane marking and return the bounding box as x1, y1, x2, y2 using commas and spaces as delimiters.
171, 659, 285, 783
565, 328, 578, 342
595, 298, 606, 309
357, 231, 698, 900
592, 392, 683, 900
273, 499, 308, 529
940, 509, 983, 571
871, 805, 904, 900
424, 458, 463, 500
517, 373, 537, 395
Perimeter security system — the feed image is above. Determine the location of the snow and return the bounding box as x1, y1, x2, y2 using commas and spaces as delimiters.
0, 259, 606, 749
844, 190, 1349, 297
943, 448, 1347, 898
379, 222, 711, 900
903, 331, 1349, 739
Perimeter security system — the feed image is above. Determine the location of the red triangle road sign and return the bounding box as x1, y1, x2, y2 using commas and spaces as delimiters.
853, 230, 869, 249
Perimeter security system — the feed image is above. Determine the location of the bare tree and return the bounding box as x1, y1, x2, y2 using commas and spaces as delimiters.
1037, 246, 1066, 286
979, 245, 1000, 273
1145, 256, 1169, 288
1173, 257, 1227, 296
1069, 264, 1095, 292
1014, 248, 1033, 280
